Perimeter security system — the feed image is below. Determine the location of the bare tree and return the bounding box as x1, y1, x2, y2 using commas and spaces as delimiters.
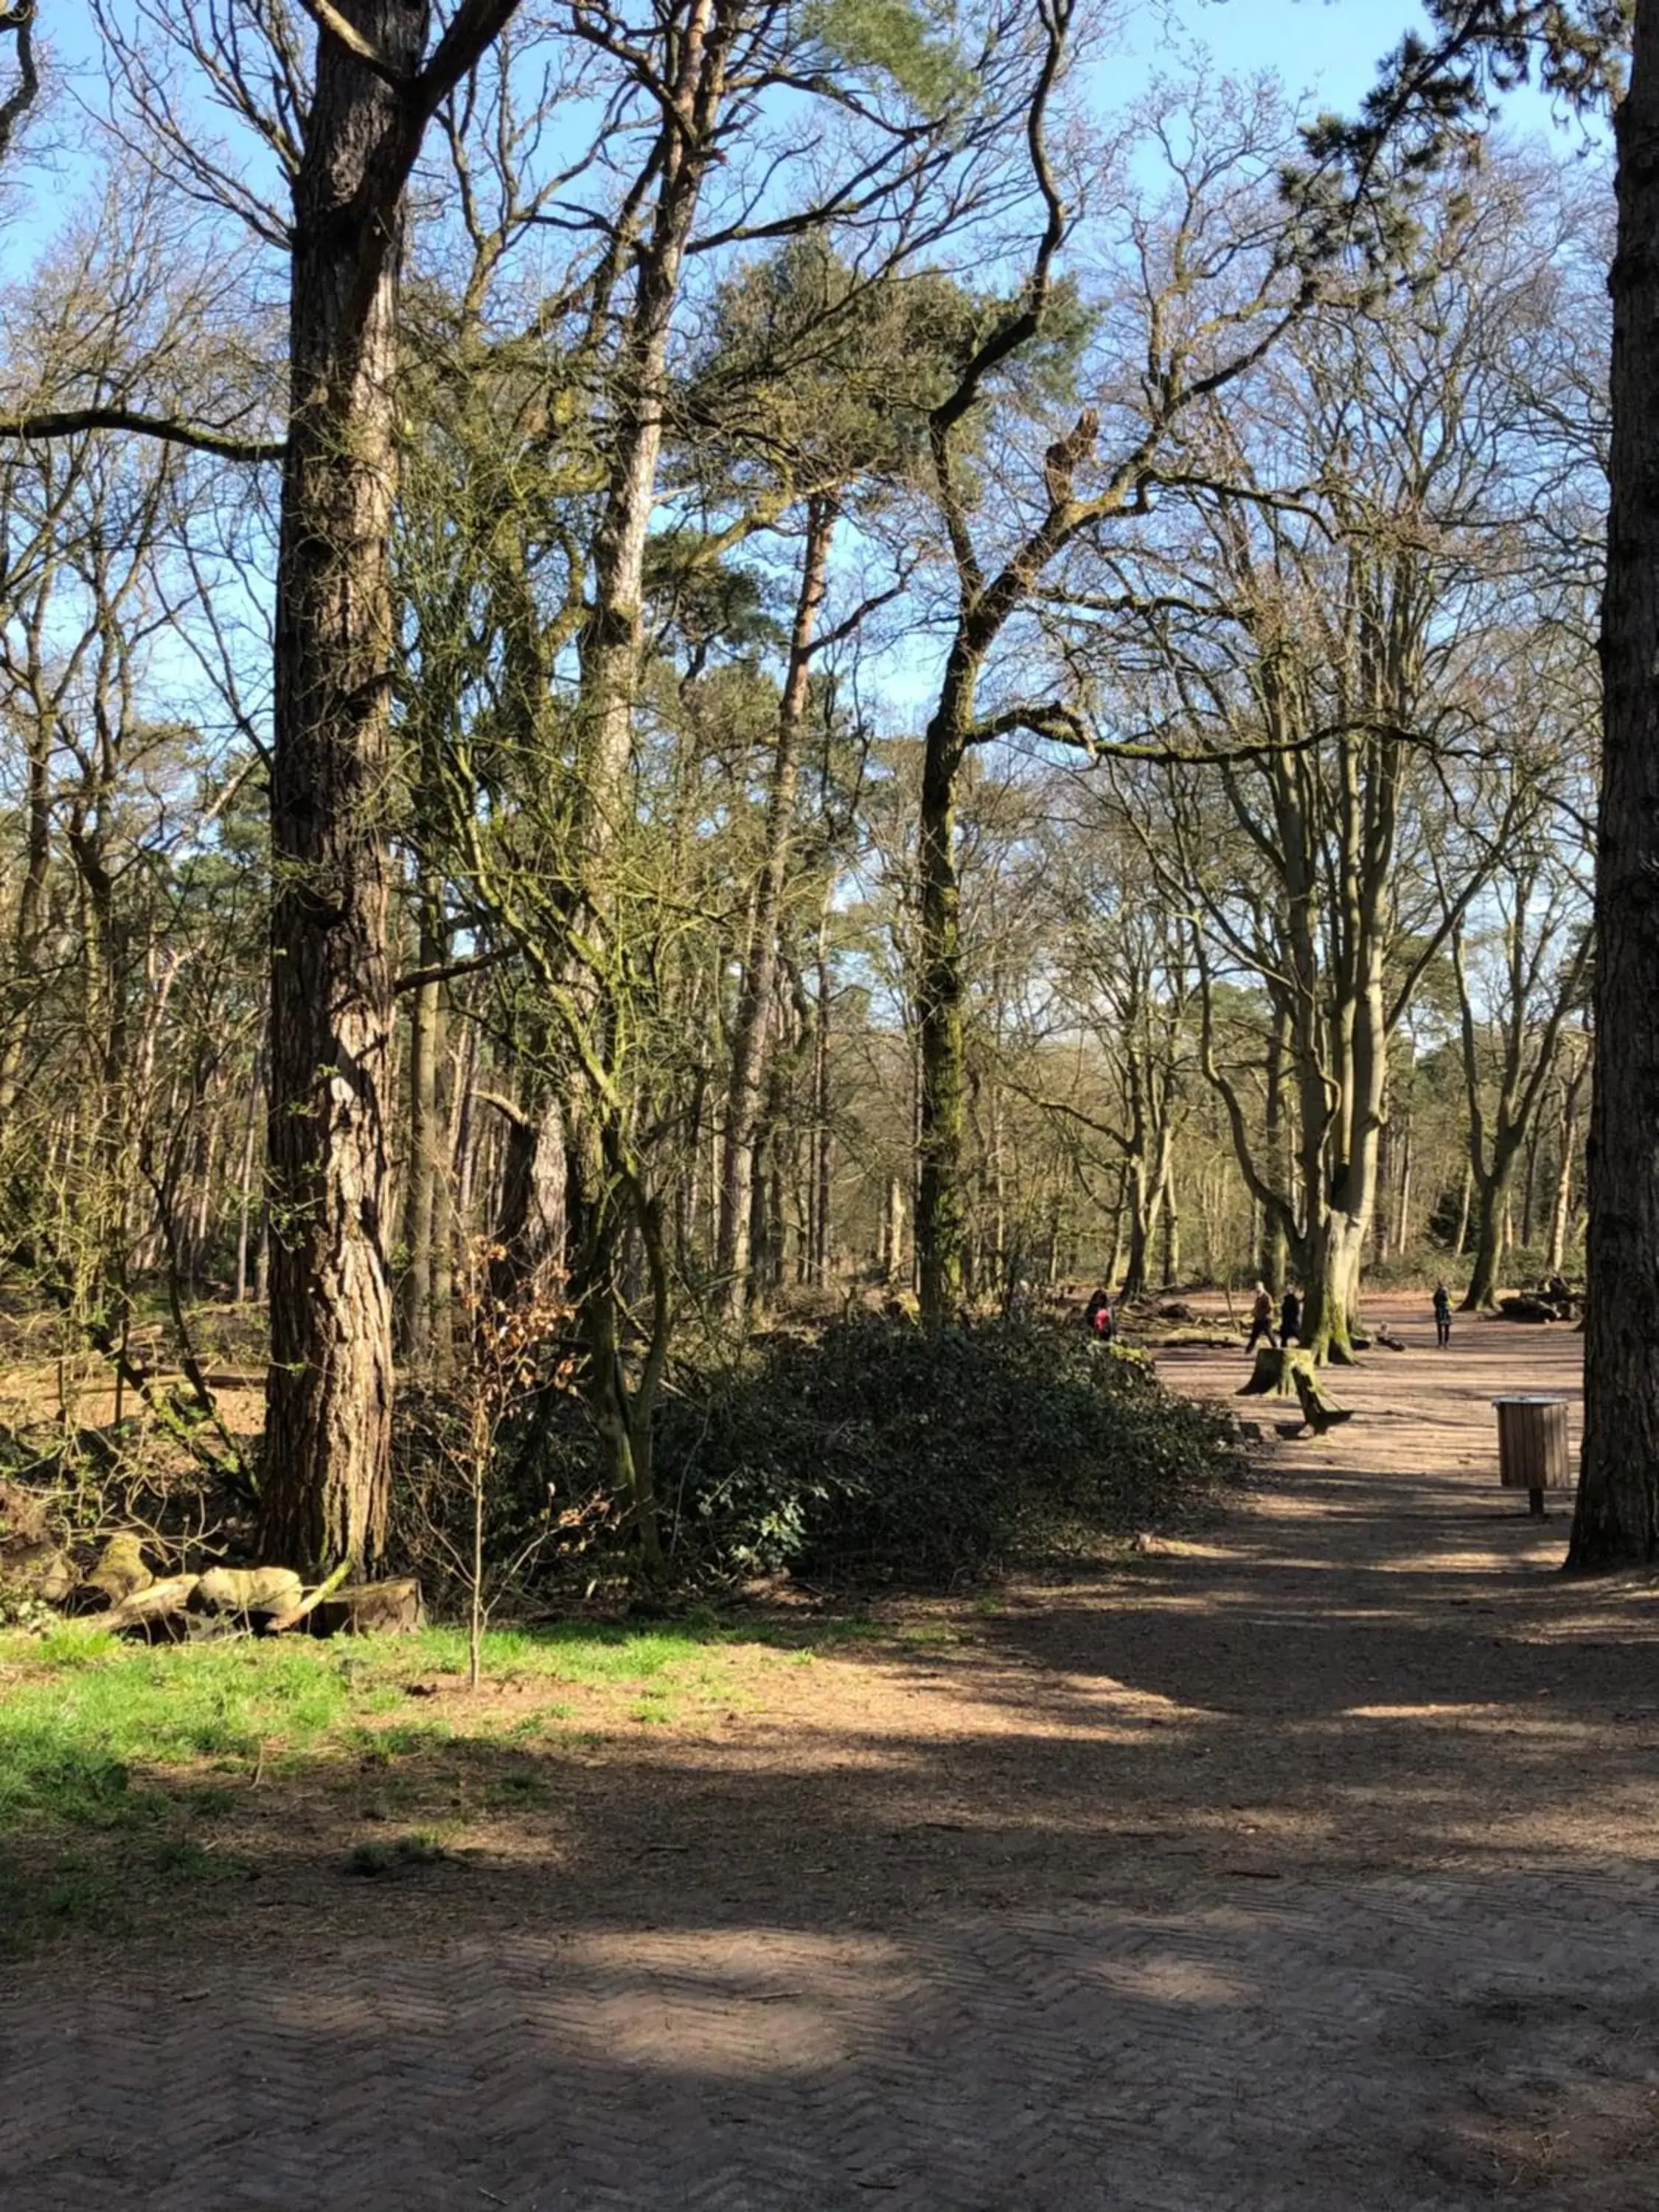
909, 46, 1312, 1324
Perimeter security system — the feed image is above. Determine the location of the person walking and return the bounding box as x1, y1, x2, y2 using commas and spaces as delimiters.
1433, 1281, 1453, 1349
1245, 1281, 1277, 1353
1084, 1286, 1115, 1343
1279, 1284, 1302, 1349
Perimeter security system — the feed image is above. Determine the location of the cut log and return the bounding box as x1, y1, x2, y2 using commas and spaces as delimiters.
194, 1565, 305, 1619
107, 1574, 201, 1637
1239, 1348, 1315, 1399
1293, 1366, 1355, 1436
1498, 1295, 1555, 1324
84, 1533, 153, 1608
313, 1579, 424, 1638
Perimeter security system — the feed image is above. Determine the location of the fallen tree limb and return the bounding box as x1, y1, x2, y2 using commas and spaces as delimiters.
265, 1558, 352, 1635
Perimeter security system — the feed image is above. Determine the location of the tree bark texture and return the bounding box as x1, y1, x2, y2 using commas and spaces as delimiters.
1573, 4, 1659, 1568
916, 648, 975, 1326
487, 1090, 566, 1302
260, 5, 431, 1573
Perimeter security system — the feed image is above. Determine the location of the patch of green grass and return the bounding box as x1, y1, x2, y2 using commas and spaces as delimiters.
404, 1621, 724, 1686
147, 1834, 238, 1884
344, 1832, 447, 1878
506, 1708, 572, 1737
0, 1604, 906, 1954
0, 1610, 888, 1841
398, 1610, 890, 1681
179, 1783, 240, 1820
365, 1720, 450, 1757
0, 1639, 361, 1833
34, 1627, 118, 1667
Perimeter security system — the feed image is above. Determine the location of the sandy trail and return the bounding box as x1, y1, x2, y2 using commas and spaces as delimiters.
6, 1301, 1658, 2210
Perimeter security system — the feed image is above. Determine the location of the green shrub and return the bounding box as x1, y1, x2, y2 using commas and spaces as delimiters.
656, 1317, 1242, 1587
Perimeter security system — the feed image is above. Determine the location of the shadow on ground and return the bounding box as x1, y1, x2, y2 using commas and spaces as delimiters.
6, 1315, 1659, 2210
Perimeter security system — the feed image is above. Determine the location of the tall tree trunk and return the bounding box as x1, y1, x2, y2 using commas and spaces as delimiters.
427, 1012, 456, 1364
1520, 1113, 1542, 1249
487, 1091, 566, 1302
1396, 1127, 1413, 1255
451, 1014, 479, 1240
811, 915, 832, 1287
0, 705, 52, 1121
1159, 1169, 1180, 1288
1573, 2, 1659, 1567
717, 493, 836, 1314
257, 3, 471, 1573
883, 1173, 906, 1285
563, 0, 724, 1570
394, 895, 445, 1364
1120, 1170, 1151, 1303
1106, 1166, 1127, 1291
1121, 1149, 1167, 1303
1258, 1001, 1289, 1291
234, 1064, 262, 1306
1453, 1161, 1473, 1257
1464, 1143, 1523, 1312
192, 1117, 219, 1293
916, 673, 973, 1326
1547, 1056, 1586, 1275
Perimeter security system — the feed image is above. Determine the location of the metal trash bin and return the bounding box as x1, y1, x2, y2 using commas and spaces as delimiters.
1492, 1394, 1573, 1518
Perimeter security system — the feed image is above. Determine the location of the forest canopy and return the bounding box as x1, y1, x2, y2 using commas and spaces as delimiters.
0, 0, 1613, 1585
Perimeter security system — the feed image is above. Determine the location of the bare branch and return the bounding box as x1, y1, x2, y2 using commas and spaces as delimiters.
0, 407, 285, 462
291, 0, 412, 86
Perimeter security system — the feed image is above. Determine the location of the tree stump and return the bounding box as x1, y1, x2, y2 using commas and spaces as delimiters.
1239, 1348, 1315, 1399
313, 1579, 424, 1637
1293, 1366, 1354, 1436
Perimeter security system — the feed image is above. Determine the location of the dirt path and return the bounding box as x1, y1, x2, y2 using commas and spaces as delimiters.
8, 1307, 1659, 2210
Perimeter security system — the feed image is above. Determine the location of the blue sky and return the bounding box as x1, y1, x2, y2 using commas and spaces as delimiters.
1155, 0, 1407, 103
1126, 1, 1595, 139
7, 1, 1597, 264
